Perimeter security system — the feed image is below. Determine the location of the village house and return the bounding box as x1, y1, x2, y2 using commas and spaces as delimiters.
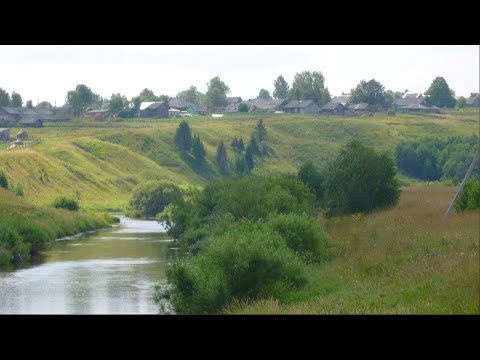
0, 128, 10, 142
321, 101, 346, 115
347, 102, 374, 113
0, 107, 22, 126
330, 95, 351, 106
139, 102, 169, 118
227, 97, 243, 104
465, 95, 480, 108
241, 99, 288, 113
394, 93, 440, 113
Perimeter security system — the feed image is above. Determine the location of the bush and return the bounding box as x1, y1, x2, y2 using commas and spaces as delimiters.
127, 181, 183, 218
0, 170, 7, 189
297, 161, 324, 202
52, 196, 79, 211
157, 221, 307, 314
455, 178, 480, 211
324, 140, 400, 217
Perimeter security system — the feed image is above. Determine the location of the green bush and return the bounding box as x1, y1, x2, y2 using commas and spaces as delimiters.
266, 213, 330, 262
324, 140, 400, 217
127, 181, 183, 218
157, 221, 307, 314
52, 196, 79, 211
455, 179, 480, 211
0, 170, 7, 189
297, 161, 324, 202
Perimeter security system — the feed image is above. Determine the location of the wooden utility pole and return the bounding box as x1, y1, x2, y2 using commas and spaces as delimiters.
443, 148, 480, 221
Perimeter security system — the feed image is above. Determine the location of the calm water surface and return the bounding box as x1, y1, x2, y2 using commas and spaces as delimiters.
0, 216, 180, 314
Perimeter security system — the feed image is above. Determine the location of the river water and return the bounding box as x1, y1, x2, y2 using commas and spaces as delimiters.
0, 215, 179, 314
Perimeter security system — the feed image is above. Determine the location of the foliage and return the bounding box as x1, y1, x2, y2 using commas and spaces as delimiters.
26, 100, 33, 108
205, 76, 230, 108
248, 134, 261, 156
258, 89, 272, 100
174, 121, 192, 152
254, 118, 267, 142
109, 93, 127, 114
349, 79, 386, 107
10, 91, 23, 107
245, 146, 254, 171
0, 88, 10, 106
215, 140, 229, 175
67, 84, 95, 116
158, 220, 307, 314
127, 181, 183, 218
191, 135, 206, 162
273, 74, 290, 99
455, 178, 480, 211
395, 135, 479, 183
177, 85, 205, 105
231, 137, 245, 153
456, 96, 466, 108
288, 71, 331, 106
324, 140, 400, 217
425, 76, 456, 108
297, 161, 324, 202
238, 103, 249, 112
0, 169, 8, 189
384, 90, 403, 108
235, 156, 248, 175
52, 196, 79, 211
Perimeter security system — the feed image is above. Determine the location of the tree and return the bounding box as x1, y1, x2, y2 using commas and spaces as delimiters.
0, 169, 8, 189
10, 92, 22, 107
288, 71, 330, 106
205, 76, 230, 108
425, 76, 456, 108
238, 103, 249, 112
127, 181, 183, 218
237, 138, 245, 152
249, 134, 261, 156
66, 84, 94, 116
254, 119, 267, 142
177, 85, 205, 105
235, 156, 248, 175
174, 121, 192, 152
384, 90, 403, 108
109, 93, 126, 115
245, 146, 254, 171
324, 140, 400, 217
26, 100, 33, 108
456, 96, 466, 108
0, 88, 10, 106
67, 90, 82, 117
349, 79, 386, 107
192, 135, 206, 162
273, 75, 289, 99
258, 89, 272, 100
298, 161, 324, 202
216, 141, 229, 175
139, 88, 158, 101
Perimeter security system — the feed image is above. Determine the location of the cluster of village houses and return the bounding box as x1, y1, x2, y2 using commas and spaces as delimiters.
1, 93, 479, 141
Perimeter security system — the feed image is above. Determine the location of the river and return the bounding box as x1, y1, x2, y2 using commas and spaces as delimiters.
0, 215, 179, 314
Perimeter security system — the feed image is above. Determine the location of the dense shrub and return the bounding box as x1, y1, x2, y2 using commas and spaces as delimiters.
52, 196, 79, 211
297, 161, 324, 202
0, 170, 7, 189
455, 178, 480, 211
157, 221, 307, 314
324, 140, 400, 217
127, 181, 182, 218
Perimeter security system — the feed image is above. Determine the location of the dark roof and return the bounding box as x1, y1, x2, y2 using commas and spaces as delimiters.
0, 107, 22, 115
330, 95, 351, 105
169, 98, 193, 109
394, 95, 430, 106
285, 100, 316, 109
19, 118, 42, 124
403, 93, 422, 99
227, 97, 243, 103
225, 103, 240, 113
145, 102, 167, 110
244, 98, 287, 110
321, 102, 345, 111
36, 108, 54, 116
466, 96, 479, 105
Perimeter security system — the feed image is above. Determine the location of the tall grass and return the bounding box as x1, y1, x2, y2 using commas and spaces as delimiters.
228, 186, 479, 314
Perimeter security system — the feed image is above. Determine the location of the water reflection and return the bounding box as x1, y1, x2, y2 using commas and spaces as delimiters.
0, 215, 178, 314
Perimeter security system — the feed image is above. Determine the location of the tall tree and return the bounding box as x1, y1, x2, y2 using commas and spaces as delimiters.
139, 88, 159, 101
258, 89, 272, 100
425, 76, 456, 108
245, 146, 254, 172
216, 141, 229, 175
192, 135, 206, 162
205, 76, 230, 108
349, 79, 386, 107
384, 90, 403, 108
10, 91, 22, 107
0, 88, 10, 106
456, 96, 466, 108
254, 119, 267, 142
288, 71, 330, 106
174, 121, 192, 152
177, 86, 205, 105
235, 156, 248, 175
273, 75, 289, 99
66, 84, 94, 116
109, 93, 126, 114
26, 100, 33, 108
67, 90, 81, 117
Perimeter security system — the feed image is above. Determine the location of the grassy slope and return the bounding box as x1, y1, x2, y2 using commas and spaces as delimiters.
1, 112, 478, 210
228, 186, 479, 314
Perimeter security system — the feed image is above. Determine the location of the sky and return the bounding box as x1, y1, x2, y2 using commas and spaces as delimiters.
0, 45, 478, 106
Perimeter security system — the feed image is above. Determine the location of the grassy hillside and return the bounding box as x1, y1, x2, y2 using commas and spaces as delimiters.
227, 186, 479, 314
0, 111, 478, 211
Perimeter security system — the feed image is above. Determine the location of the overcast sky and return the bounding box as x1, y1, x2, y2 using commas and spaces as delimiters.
0, 45, 478, 106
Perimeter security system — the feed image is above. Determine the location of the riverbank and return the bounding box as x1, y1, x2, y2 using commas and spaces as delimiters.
0, 188, 117, 268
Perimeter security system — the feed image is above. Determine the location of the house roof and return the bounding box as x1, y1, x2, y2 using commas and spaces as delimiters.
244, 99, 287, 110
0, 128, 9, 132
466, 96, 479, 105
189, 104, 206, 112
227, 97, 243, 103
0, 107, 22, 115
394, 96, 430, 106
285, 100, 317, 109
321, 102, 345, 111
139, 102, 167, 110
403, 92, 423, 99
347, 103, 372, 111
225, 103, 240, 113
19, 118, 42, 124
168, 98, 192, 109
86, 109, 109, 114
330, 95, 351, 105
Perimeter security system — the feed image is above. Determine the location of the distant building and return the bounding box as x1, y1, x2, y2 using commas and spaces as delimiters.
18, 118, 43, 127
139, 102, 169, 118
241, 98, 288, 113
227, 97, 243, 104
85, 109, 110, 119
0, 128, 10, 142
394, 93, 440, 113
466, 95, 480, 108
0, 107, 22, 125
330, 95, 351, 106
347, 103, 374, 113
321, 102, 346, 115
284, 100, 320, 114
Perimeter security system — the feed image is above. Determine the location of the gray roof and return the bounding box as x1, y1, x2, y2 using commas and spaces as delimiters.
466, 96, 479, 105
403, 92, 422, 99
36, 108, 54, 116
86, 109, 109, 114
242, 98, 287, 110
225, 103, 240, 113
285, 100, 316, 109
0, 128, 9, 132
145, 102, 167, 110
330, 95, 351, 105
190, 104, 206, 112
227, 97, 243, 103
394, 95, 429, 106
321, 102, 345, 111
19, 118, 42, 124
0, 107, 22, 115
168, 98, 193, 109
347, 103, 372, 111
139, 102, 167, 110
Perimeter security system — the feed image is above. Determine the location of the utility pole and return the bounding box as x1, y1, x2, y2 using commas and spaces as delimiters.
443, 148, 480, 221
